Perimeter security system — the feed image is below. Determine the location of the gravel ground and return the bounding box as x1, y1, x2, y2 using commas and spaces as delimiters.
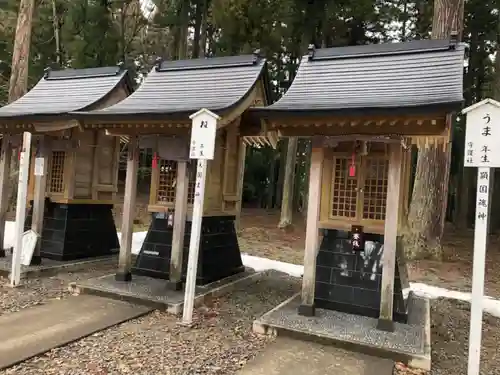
1, 270, 300, 375
0, 261, 119, 315
396, 298, 500, 375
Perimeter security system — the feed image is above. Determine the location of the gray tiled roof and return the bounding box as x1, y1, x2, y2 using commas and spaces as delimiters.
256, 39, 465, 115
75, 54, 267, 119
0, 66, 129, 120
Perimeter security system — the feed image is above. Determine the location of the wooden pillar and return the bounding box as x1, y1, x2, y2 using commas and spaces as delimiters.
298, 143, 324, 316
115, 135, 139, 282
0, 135, 12, 257
235, 140, 247, 232
377, 143, 403, 332
30, 136, 48, 265
167, 160, 189, 291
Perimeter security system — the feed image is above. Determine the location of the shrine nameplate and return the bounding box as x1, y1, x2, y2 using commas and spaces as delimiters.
351, 225, 365, 252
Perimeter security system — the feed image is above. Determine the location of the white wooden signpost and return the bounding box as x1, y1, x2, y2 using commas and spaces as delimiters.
11, 132, 32, 287
181, 108, 219, 325
462, 98, 500, 375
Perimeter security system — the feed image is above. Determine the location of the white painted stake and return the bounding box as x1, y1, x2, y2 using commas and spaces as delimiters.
181, 159, 208, 325
182, 108, 219, 325
11, 132, 32, 287
467, 167, 491, 375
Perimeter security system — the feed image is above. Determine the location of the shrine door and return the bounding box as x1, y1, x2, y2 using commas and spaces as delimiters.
330, 154, 389, 231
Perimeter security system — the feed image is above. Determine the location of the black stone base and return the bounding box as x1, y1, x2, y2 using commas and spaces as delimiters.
132, 213, 245, 285
24, 200, 119, 261
314, 229, 409, 324
30, 255, 42, 266
115, 272, 132, 282
298, 304, 315, 317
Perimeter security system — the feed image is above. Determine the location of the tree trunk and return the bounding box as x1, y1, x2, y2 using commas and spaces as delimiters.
51, 0, 61, 65
177, 1, 189, 59
8, 0, 35, 103
275, 139, 287, 207
301, 139, 312, 219
192, 0, 203, 58
199, 0, 209, 57
7, 0, 36, 213
278, 137, 298, 229
266, 153, 277, 209
293, 139, 304, 211
404, 0, 464, 260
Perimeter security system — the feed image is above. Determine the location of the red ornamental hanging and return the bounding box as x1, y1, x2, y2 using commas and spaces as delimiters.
152, 152, 159, 169
349, 153, 356, 177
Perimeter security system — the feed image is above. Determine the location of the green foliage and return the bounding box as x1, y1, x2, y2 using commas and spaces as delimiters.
0, 0, 496, 211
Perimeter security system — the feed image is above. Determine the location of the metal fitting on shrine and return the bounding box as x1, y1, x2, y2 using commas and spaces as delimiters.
308, 44, 315, 60
449, 31, 459, 48
43, 67, 52, 79
154, 56, 164, 72
252, 49, 261, 64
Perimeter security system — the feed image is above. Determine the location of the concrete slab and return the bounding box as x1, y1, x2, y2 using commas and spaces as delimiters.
253, 293, 431, 371
237, 337, 395, 375
0, 295, 152, 370
74, 268, 263, 314
0, 252, 118, 280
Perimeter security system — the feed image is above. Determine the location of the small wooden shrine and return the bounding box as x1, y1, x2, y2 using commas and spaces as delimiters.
251, 39, 465, 330
74, 52, 275, 288
0, 65, 132, 264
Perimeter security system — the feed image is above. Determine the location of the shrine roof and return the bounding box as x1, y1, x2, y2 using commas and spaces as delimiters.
74, 52, 269, 121
252, 39, 465, 118
0, 65, 131, 121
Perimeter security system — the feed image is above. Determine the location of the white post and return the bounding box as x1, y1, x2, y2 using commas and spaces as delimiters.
182, 108, 219, 326
467, 166, 491, 375
461, 98, 500, 375
181, 159, 208, 324
10, 132, 32, 287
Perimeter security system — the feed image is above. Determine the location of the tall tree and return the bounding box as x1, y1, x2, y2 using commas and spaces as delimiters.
8, 0, 35, 102
405, 0, 464, 260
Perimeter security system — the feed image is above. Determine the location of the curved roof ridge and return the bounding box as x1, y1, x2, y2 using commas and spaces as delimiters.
0, 65, 129, 120
74, 53, 268, 120
254, 39, 465, 116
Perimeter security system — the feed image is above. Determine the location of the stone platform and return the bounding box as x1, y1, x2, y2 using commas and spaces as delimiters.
236, 337, 395, 375
74, 268, 262, 314
253, 293, 431, 371
0, 252, 117, 280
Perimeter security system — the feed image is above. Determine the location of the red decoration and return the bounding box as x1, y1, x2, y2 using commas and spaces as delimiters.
152, 152, 158, 169
349, 153, 356, 177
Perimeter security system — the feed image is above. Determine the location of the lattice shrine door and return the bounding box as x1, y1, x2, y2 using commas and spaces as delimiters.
155, 159, 197, 207
330, 154, 388, 229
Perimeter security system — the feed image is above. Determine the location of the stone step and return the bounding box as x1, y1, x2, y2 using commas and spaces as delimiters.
0, 295, 152, 370
237, 337, 394, 375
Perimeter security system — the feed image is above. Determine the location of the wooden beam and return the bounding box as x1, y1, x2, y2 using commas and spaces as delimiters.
115, 135, 139, 282
0, 136, 12, 256
377, 142, 403, 332
276, 121, 447, 137
167, 160, 189, 291
298, 143, 324, 317
30, 136, 48, 265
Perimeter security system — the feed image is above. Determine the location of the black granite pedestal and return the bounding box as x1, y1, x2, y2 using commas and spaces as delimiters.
132, 213, 245, 285
24, 200, 119, 262
313, 229, 409, 323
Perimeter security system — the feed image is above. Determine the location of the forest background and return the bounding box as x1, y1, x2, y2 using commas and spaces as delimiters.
0, 0, 493, 260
